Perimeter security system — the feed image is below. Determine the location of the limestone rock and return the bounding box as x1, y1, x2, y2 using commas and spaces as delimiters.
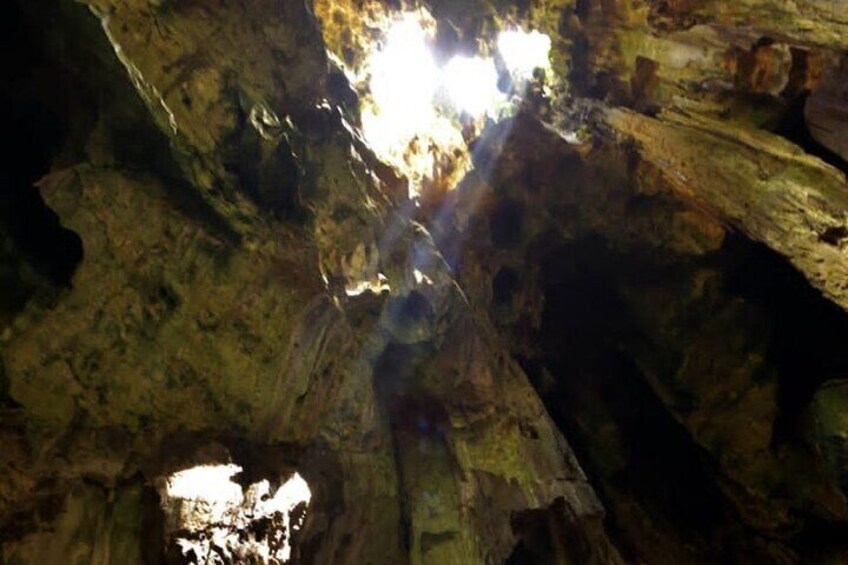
605, 106, 848, 312
806, 58, 848, 162
3, 0, 848, 562
812, 380, 848, 493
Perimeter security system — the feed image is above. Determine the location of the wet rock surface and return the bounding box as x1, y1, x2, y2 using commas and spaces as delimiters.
1, 0, 848, 563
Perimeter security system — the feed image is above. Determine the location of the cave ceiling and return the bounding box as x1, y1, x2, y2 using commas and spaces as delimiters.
1, 0, 848, 563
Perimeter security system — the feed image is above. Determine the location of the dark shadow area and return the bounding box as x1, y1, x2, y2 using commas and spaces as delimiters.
490, 198, 524, 249
774, 92, 848, 176
0, 2, 84, 291
139, 480, 168, 565
513, 229, 848, 562
0, 0, 241, 323
227, 105, 305, 221
0, 359, 10, 407
530, 236, 735, 561
507, 497, 600, 564
293, 443, 351, 565
492, 266, 520, 305
715, 234, 848, 442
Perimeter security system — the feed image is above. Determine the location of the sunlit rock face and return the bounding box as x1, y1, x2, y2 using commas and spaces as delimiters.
316, 3, 555, 197
1, 0, 848, 563
162, 465, 311, 564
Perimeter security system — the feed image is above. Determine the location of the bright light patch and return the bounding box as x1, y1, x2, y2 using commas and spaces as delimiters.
162, 465, 312, 564
497, 29, 552, 80
363, 11, 440, 157
412, 268, 433, 286
345, 273, 391, 297
360, 10, 464, 195
442, 56, 504, 117
261, 473, 312, 516
350, 8, 552, 197
166, 463, 243, 504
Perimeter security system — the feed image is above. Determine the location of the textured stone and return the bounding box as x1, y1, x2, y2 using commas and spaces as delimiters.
3, 0, 848, 562
812, 380, 848, 492
806, 58, 848, 162
606, 107, 848, 312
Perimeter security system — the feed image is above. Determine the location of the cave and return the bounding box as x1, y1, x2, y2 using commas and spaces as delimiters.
2, 0, 848, 564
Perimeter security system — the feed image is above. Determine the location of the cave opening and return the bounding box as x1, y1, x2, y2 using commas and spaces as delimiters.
158, 463, 312, 564
321, 4, 556, 198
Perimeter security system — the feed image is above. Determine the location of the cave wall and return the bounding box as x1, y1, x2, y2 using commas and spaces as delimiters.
1, 0, 847, 563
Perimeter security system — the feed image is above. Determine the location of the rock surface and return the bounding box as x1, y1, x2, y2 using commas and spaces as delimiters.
806, 58, 848, 162
2, 0, 848, 563
605, 106, 848, 312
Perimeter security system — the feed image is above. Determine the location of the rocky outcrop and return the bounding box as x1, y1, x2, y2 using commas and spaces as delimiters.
1, 1, 619, 563
813, 380, 848, 493
605, 106, 848, 312
436, 111, 848, 561
806, 57, 848, 162
2, 0, 848, 563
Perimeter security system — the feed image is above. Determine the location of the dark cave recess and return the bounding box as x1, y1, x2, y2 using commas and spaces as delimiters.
500, 232, 848, 562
